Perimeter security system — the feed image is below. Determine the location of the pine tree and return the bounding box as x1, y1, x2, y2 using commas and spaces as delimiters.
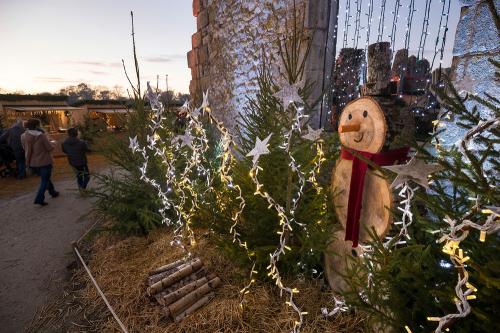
196, 5, 340, 279
89, 12, 188, 235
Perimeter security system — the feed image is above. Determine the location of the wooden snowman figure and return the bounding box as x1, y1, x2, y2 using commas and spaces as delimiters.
325, 97, 409, 292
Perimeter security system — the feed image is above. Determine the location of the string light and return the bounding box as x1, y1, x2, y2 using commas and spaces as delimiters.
426, 115, 499, 332
352, 0, 364, 49
404, 0, 416, 51
342, 0, 353, 49
417, 0, 433, 60
376, 0, 388, 42
388, 0, 402, 58
431, 210, 499, 332
130, 84, 192, 255
200, 94, 256, 307
249, 161, 305, 333
246, 78, 327, 331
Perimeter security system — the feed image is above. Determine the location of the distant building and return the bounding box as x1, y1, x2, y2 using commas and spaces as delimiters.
0, 94, 133, 156
71, 100, 131, 131
0, 94, 84, 133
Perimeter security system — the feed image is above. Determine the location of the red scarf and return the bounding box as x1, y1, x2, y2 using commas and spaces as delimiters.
340, 147, 409, 247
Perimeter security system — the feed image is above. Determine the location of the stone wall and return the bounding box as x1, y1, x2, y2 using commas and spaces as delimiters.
187, 0, 337, 134
446, 0, 500, 146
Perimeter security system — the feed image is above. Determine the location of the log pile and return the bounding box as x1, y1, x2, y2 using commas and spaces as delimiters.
146, 258, 221, 322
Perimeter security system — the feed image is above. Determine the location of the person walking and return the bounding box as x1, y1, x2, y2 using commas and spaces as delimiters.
21, 118, 59, 206
62, 127, 90, 191
0, 119, 26, 179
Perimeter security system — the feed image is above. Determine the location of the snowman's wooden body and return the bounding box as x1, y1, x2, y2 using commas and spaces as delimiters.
325, 97, 394, 293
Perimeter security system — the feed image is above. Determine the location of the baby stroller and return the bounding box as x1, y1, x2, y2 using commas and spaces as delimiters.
0, 143, 15, 178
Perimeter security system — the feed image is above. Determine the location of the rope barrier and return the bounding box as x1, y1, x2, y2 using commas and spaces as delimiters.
73, 245, 129, 333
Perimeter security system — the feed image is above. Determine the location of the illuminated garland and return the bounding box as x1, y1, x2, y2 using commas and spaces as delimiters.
429, 209, 499, 333
381, 182, 418, 248
129, 84, 189, 254
425, 117, 500, 333
248, 161, 306, 333
199, 92, 256, 306
130, 84, 216, 254
244, 77, 328, 332
342, 0, 352, 49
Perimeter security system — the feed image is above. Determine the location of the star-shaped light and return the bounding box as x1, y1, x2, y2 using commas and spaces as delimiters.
189, 107, 202, 119
139, 163, 147, 177
171, 133, 194, 149
302, 125, 323, 142
246, 134, 272, 165
383, 157, 444, 189
273, 81, 303, 110
129, 136, 139, 152
146, 82, 161, 109
147, 134, 157, 146
181, 99, 190, 110
200, 90, 209, 110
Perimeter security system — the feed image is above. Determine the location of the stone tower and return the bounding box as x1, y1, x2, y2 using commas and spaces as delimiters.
187, 0, 339, 133
445, 0, 500, 146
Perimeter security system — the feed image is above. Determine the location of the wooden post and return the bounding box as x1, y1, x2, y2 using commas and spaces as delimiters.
391, 49, 409, 94
391, 49, 409, 78
365, 42, 392, 96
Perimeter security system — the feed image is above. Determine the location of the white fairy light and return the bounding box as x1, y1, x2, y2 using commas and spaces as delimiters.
199, 91, 256, 307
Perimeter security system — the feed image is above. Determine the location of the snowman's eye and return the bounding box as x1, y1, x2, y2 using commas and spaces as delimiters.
363, 110, 368, 118
348, 114, 352, 120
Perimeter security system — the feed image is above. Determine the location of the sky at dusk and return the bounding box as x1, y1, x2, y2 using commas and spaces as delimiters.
0, 0, 461, 95
0, 0, 195, 94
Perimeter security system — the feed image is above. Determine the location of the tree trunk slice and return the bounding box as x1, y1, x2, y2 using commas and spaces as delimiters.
167, 277, 221, 318
173, 292, 215, 322
324, 231, 365, 293
338, 97, 388, 153
331, 158, 393, 242
147, 258, 203, 296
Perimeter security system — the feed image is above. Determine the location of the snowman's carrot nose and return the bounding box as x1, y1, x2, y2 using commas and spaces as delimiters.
339, 124, 361, 133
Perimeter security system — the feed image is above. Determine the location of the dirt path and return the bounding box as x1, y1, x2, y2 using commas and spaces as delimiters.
0, 164, 102, 332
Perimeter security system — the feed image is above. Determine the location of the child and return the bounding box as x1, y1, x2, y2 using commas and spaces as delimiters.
62, 127, 91, 191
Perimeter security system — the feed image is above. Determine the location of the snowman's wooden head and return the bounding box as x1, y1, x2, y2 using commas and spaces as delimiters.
338, 97, 387, 153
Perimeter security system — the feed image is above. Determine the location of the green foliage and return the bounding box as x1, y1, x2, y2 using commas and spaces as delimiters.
341, 62, 500, 332
88, 98, 166, 234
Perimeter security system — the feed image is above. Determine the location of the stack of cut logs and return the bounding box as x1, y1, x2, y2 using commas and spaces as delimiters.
147, 257, 221, 322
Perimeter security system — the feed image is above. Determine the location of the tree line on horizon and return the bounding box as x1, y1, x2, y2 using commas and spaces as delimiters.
0, 82, 190, 105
